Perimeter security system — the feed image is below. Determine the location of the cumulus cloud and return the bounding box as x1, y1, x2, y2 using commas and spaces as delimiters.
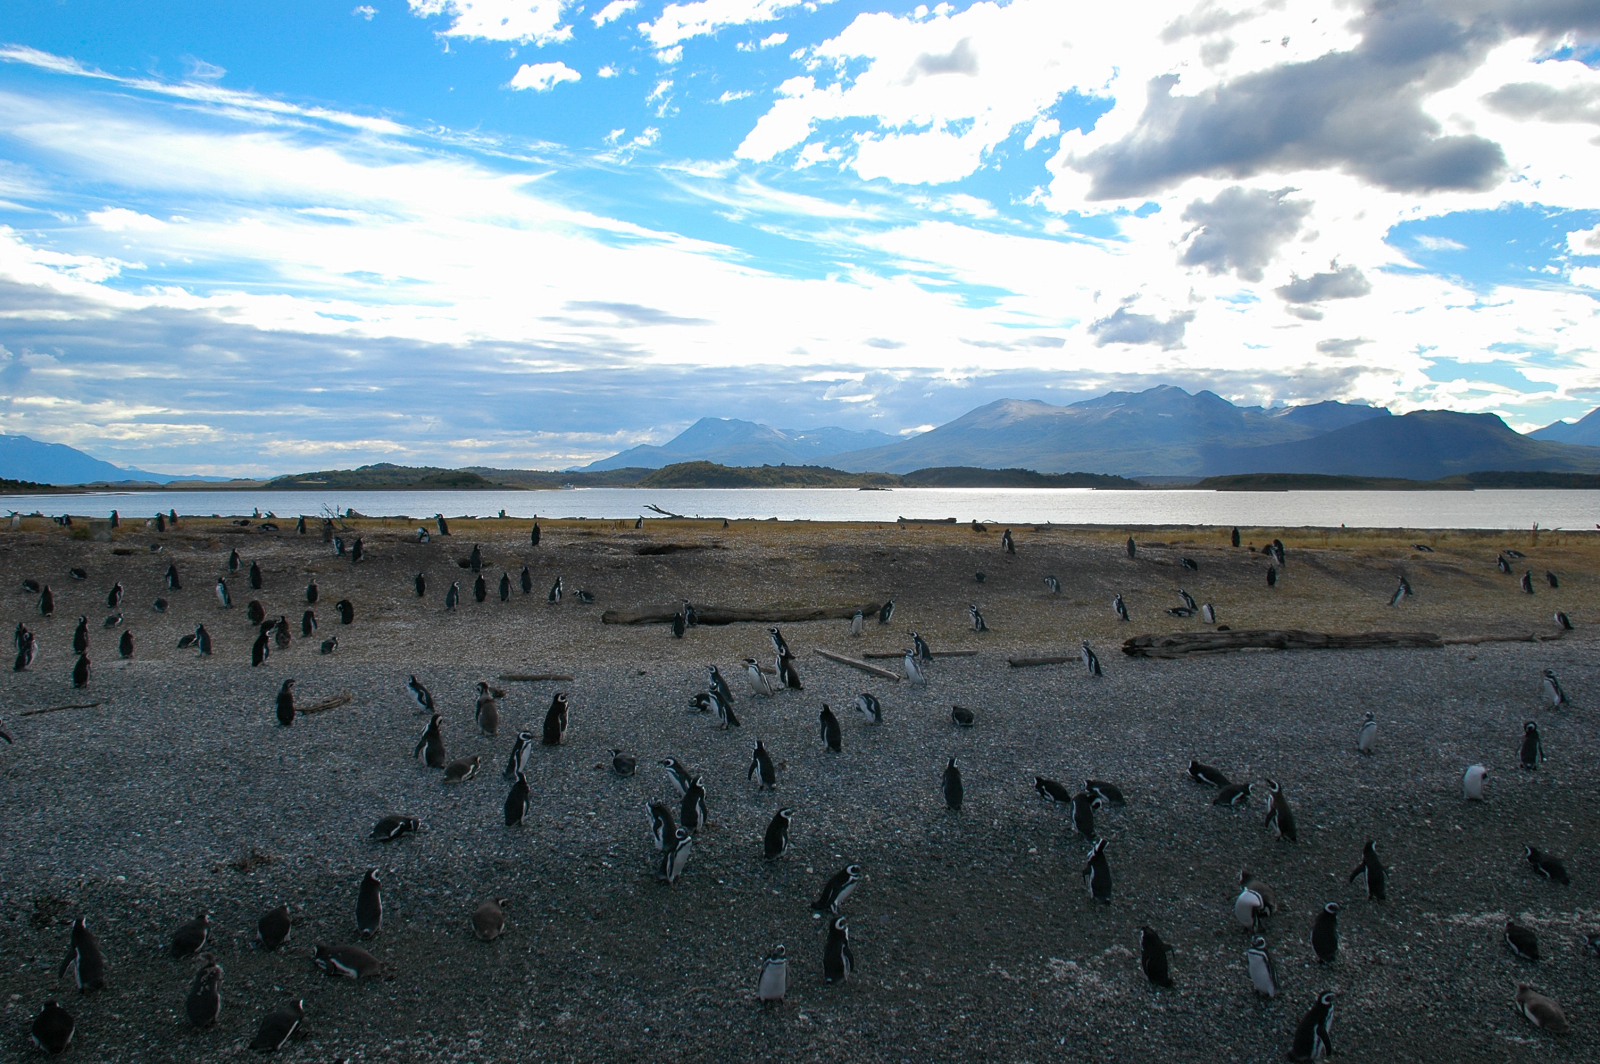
641, 0, 823, 49
1089, 306, 1195, 349
1484, 82, 1600, 124
1275, 264, 1373, 305
1569, 224, 1600, 254
407, 0, 571, 46
1178, 186, 1310, 282
508, 62, 581, 91
1315, 337, 1371, 356
591, 0, 636, 27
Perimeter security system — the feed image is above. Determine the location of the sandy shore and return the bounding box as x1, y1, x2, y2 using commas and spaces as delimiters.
0, 517, 1595, 1061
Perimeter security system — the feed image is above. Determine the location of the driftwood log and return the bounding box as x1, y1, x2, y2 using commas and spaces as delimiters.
1122, 629, 1445, 658
498, 672, 576, 682
297, 691, 354, 715
813, 649, 901, 681
20, 701, 101, 718
863, 650, 978, 659
602, 603, 884, 626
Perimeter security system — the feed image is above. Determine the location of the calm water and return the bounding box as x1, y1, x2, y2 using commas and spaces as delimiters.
2, 487, 1598, 530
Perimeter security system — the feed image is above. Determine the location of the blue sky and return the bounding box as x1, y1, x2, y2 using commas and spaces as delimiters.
0, 0, 1597, 474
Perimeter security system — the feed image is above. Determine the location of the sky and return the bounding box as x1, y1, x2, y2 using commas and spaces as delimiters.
0, 0, 1597, 476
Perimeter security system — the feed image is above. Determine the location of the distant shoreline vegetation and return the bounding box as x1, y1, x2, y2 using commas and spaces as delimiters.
9, 464, 1600, 493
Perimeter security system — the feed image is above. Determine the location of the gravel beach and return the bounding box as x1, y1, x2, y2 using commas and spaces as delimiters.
0, 516, 1595, 1062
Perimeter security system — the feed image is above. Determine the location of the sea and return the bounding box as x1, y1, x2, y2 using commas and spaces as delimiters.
2, 487, 1598, 530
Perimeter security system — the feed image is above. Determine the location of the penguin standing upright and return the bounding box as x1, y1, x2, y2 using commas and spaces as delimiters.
764, 807, 792, 859
251, 630, 270, 667
758, 945, 788, 1005
414, 714, 446, 768
1262, 778, 1298, 842
744, 658, 775, 697
1520, 721, 1545, 769
499, 573, 511, 602
356, 868, 382, 937
1082, 839, 1112, 902
185, 955, 223, 1027
748, 740, 778, 789
414, 573, 427, 598
548, 577, 563, 603
258, 904, 292, 949
1112, 594, 1129, 622
106, 582, 122, 609
647, 800, 676, 851
819, 705, 842, 753
474, 575, 487, 603
1310, 903, 1340, 962
1081, 641, 1101, 677
942, 757, 963, 811
1138, 926, 1174, 987
660, 827, 693, 885
32, 1001, 75, 1053
249, 561, 262, 590
248, 999, 304, 1052
1357, 712, 1377, 754
1521, 570, 1535, 594
912, 632, 932, 660
1001, 528, 1015, 554
504, 772, 530, 826
823, 916, 854, 983
708, 665, 735, 706
39, 585, 54, 616
1231, 526, 1241, 547
530, 521, 540, 547
71, 654, 90, 689
437, 514, 450, 536
878, 600, 894, 624
968, 604, 988, 632
73, 616, 89, 655
118, 629, 133, 659
813, 865, 862, 913
1348, 841, 1386, 901
228, 549, 240, 573
541, 693, 569, 745
165, 564, 181, 590
680, 777, 708, 833
469, 544, 482, 573
849, 610, 863, 637
58, 917, 106, 991
1267, 565, 1278, 587
336, 599, 354, 624
1246, 936, 1277, 998
903, 650, 926, 686
1288, 991, 1338, 1061
1463, 763, 1488, 800
445, 581, 460, 610
1070, 791, 1100, 838
275, 679, 296, 726
854, 692, 882, 724
1126, 536, 1136, 559
520, 566, 532, 594
474, 682, 499, 736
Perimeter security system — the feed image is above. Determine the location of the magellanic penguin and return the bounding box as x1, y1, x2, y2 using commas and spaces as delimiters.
1035, 777, 1073, 805
473, 575, 487, 603
471, 899, 508, 942
1112, 593, 1129, 622
671, 611, 686, 639
950, 704, 976, 728
744, 658, 775, 697
165, 564, 181, 590
1001, 528, 1015, 554
443, 754, 481, 783
659, 827, 693, 886
659, 757, 694, 798
1081, 640, 1102, 676
878, 600, 895, 624
436, 514, 450, 536
1267, 564, 1278, 587
1044, 575, 1061, 594
547, 576, 563, 603
823, 916, 854, 983
1521, 570, 1535, 594
414, 572, 428, 599
1520, 721, 1545, 769
1240, 869, 1278, 918
1214, 781, 1252, 807
248, 561, 262, 591
530, 520, 540, 546
748, 739, 778, 789
58, 917, 106, 992
708, 664, 735, 706
73, 616, 89, 655
504, 731, 536, 781
1235, 886, 1266, 932
968, 604, 988, 632
251, 630, 270, 667
1188, 761, 1231, 788
1138, 926, 1174, 987
1201, 602, 1217, 624
1387, 578, 1407, 607
1463, 763, 1488, 800
1082, 839, 1112, 902
1498, 553, 1512, 574
258, 904, 292, 950
1070, 791, 1100, 838
1555, 611, 1573, 631
370, 814, 419, 842
504, 772, 530, 827
302, 609, 317, 637
647, 800, 677, 852
1262, 779, 1298, 842
171, 912, 210, 957
541, 692, 569, 745
849, 610, 864, 637
942, 757, 963, 811
106, 581, 123, 609
1178, 588, 1196, 610
1232, 526, 1240, 547
680, 776, 709, 834
356, 868, 383, 937
610, 749, 637, 777
912, 631, 932, 661
903, 650, 927, 686
1349, 840, 1387, 901
474, 682, 499, 736
1288, 990, 1337, 1060
228, 548, 241, 573
71, 653, 89, 689
319, 635, 338, 654
1515, 982, 1570, 1034
758, 945, 788, 1005
118, 629, 133, 659
1505, 919, 1539, 961
335, 599, 354, 624
1542, 668, 1568, 708
777, 650, 803, 690
1357, 712, 1377, 754
314, 944, 386, 979
469, 543, 483, 573
1547, 570, 1559, 588
414, 714, 446, 768
764, 807, 792, 859
31, 1001, 75, 1054
498, 572, 511, 602
215, 578, 231, 609
1126, 535, 1136, 559
814, 865, 862, 914
819, 705, 842, 753
1310, 903, 1340, 963
195, 625, 212, 656
1245, 936, 1277, 998
407, 675, 436, 713
185, 954, 223, 1027
1525, 845, 1570, 885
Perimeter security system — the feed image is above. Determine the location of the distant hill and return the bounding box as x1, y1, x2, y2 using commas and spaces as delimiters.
0, 433, 227, 485
580, 418, 901, 471
1270, 400, 1392, 433
635, 462, 1145, 489
826, 386, 1379, 476
1529, 406, 1600, 446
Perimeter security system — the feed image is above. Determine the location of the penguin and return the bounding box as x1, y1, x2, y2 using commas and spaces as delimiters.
407, 675, 436, 713
813, 864, 862, 913
472, 898, 508, 942
671, 611, 686, 639
854, 692, 882, 725
1525, 845, 1570, 884
106, 582, 122, 609
118, 629, 133, 659
414, 714, 446, 768
185, 955, 223, 1027
878, 600, 894, 624
1272, 539, 1286, 566
912, 631, 932, 660
1546, 570, 1559, 589
849, 610, 864, 637
647, 800, 677, 852
1349, 840, 1386, 901
248, 561, 263, 590
548, 576, 563, 603
1240, 870, 1277, 918
167, 911, 210, 958
942, 757, 963, 811
251, 630, 270, 667
1214, 781, 1252, 807
1505, 920, 1539, 961
530, 520, 540, 546
258, 904, 291, 950
1201, 603, 1217, 624
1044, 575, 1061, 594
445, 581, 460, 610
768, 626, 792, 658
1231, 526, 1240, 547
303, 578, 318, 604
683, 601, 699, 627
336, 599, 354, 624
758, 945, 788, 1005
293, 606, 313, 638
498, 572, 511, 602
1086, 780, 1127, 807
228, 549, 241, 573
152, 597, 167, 614
541, 692, 569, 746
466, 682, 498, 737
1235, 886, 1265, 931
1001, 528, 1015, 554
39, 585, 53, 616
274, 615, 291, 649
13, 628, 35, 672
1519, 569, 1536, 594
748, 739, 778, 789
1112, 593, 1129, 622
1515, 983, 1570, 1034
764, 807, 793, 859
215, 578, 231, 609
356, 867, 382, 937
660, 827, 693, 885
778, 651, 803, 690
950, 704, 975, 727
58, 917, 106, 991
708, 664, 735, 706
474, 575, 487, 603
1082, 839, 1112, 902
610, 749, 636, 777
31, 1001, 75, 1054
247, 600, 267, 626
1034, 776, 1073, 805
1262, 778, 1297, 842
73, 616, 89, 655
1498, 554, 1512, 574
1138, 926, 1174, 987
820, 705, 842, 752
1126, 536, 1136, 558
71, 653, 89, 689
1245, 936, 1277, 998
1081, 640, 1101, 677
1357, 712, 1377, 754
1387, 580, 1406, 607
444, 754, 480, 783
1310, 903, 1339, 962
1187, 761, 1231, 788
1267, 565, 1278, 587
314, 944, 386, 979
369, 814, 419, 841
195, 624, 212, 656
968, 604, 988, 632
903, 650, 927, 686
659, 757, 694, 798
1070, 791, 1100, 838
1555, 611, 1573, 630
1520, 721, 1545, 770
1178, 588, 1196, 611
319, 636, 338, 654
469, 544, 483, 572
1542, 669, 1568, 707
1288, 990, 1337, 1060
504, 772, 530, 827
680, 776, 708, 833
823, 916, 854, 983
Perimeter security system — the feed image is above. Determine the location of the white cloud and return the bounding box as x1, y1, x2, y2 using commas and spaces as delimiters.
655, 46, 683, 66
717, 90, 753, 104
87, 208, 167, 232
641, 0, 828, 49
1569, 225, 1600, 254
597, 64, 619, 78
760, 32, 788, 48
508, 61, 581, 91
1414, 235, 1467, 251
407, 0, 572, 46
353, 5, 378, 19
591, 0, 636, 27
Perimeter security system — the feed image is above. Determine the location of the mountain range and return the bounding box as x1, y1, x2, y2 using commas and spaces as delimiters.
0, 434, 228, 486
579, 419, 899, 471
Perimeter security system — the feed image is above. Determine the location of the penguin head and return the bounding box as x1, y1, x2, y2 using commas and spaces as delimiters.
1250, 935, 1267, 950
770, 944, 786, 959
1323, 902, 1340, 915
831, 916, 848, 934
1317, 990, 1338, 1006
1524, 721, 1538, 734
776, 807, 793, 822
1263, 778, 1281, 794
